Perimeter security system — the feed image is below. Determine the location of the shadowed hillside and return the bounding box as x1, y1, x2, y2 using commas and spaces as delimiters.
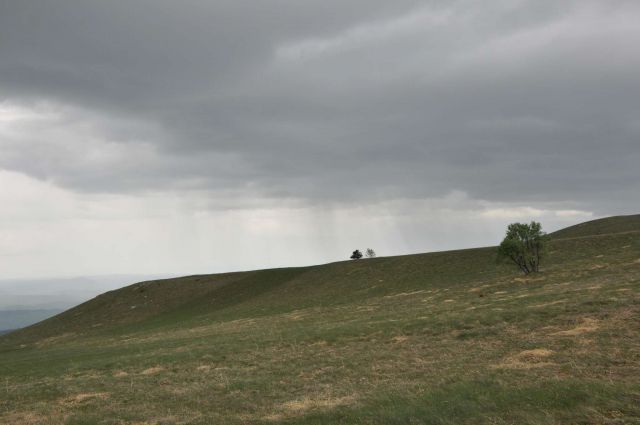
0, 216, 639, 424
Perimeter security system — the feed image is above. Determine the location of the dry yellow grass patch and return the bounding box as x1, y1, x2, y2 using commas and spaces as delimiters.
495, 349, 556, 369
552, 318, 599, 336
141, 366, 164, 375
36, 332, 76, 347
130, 417, 181, 425
62, 392, 109, 405
514, 276, 546, 283
261, 395, 357, 419
286, 311, 307, 321
391, 335, 410, 343
113, 370, 129, 378
384, 290, 426, 298
356, 306, 377, 312
190, 318, 236, 334
518, 349, 554, 358
529, 300, 567, 308
298, 366, 336, 381
468, 284, 491, 292
282, 395, 355, 412
0, 412, 59, 425
197, 365, 211, 372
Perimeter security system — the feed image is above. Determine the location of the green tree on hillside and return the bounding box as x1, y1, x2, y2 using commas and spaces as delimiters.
498, 221, 547, 274
350, 250, 363, 260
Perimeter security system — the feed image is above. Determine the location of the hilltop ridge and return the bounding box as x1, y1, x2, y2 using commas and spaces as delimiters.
550, 214, 640, 239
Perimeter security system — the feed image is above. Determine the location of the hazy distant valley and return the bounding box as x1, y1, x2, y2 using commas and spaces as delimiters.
0, 275, 165, 333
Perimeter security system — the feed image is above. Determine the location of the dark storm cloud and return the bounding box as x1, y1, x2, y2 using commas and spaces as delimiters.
1, 0, 639, 213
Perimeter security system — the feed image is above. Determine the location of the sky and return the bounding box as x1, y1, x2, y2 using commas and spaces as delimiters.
0, 0, 639, 282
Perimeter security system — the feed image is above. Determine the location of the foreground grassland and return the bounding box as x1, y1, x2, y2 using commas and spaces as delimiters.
0, 216, 639, 424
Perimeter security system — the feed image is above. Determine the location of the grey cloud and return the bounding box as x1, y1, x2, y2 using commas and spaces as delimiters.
0, 0, 639, 214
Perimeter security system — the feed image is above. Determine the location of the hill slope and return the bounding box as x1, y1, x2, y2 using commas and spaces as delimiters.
0, 216, 639, 424
550, 214, 640, 239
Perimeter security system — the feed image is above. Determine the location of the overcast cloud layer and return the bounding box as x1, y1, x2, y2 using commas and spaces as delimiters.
0, 0, 639, 279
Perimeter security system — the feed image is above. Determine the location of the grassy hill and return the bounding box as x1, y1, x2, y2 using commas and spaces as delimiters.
550, 214, 640, 239
0, 217, 639, 424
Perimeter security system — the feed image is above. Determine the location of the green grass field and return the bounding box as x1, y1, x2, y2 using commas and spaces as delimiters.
1, 215, 639, 424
